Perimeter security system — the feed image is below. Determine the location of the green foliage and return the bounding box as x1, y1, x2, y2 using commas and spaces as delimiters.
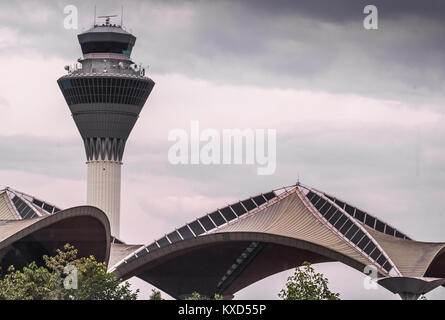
0, 263, 56, 300
186, 292, 205, 300
186, 292, 223, 300
0, 243, 138, 300
149, 289, 163, 300
278, 261, 340, 300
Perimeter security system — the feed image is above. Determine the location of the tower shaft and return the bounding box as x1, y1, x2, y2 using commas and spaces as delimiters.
87, 161, 121, 236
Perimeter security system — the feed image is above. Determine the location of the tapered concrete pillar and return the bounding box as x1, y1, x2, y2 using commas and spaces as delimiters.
87, 161, 122, 237
378, 276, 445, 300
398, 293, 420, 300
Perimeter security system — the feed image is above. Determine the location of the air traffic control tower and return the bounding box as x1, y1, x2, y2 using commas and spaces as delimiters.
58, 16, 155, 236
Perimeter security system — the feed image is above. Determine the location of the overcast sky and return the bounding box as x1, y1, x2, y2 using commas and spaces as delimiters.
0, 0, 444, 300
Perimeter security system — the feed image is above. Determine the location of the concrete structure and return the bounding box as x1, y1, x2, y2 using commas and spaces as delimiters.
57, 18, 154, 237
108, 183, 445, 300
0, 188, 110, 271
0, 182, 443, 300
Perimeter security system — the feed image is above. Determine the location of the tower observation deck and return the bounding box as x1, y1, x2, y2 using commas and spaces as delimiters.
57, 17, 155, 236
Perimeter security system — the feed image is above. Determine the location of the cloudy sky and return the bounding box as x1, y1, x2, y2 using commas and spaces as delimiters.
0, 0, 444, 299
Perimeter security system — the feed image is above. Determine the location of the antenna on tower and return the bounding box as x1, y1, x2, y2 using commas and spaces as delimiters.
121, 6, 124, 27
94, 5, 96, 26
97, 14, 118, 26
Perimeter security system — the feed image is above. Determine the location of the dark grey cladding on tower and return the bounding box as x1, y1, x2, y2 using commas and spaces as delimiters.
57, 24, 154, 162
77, 25, 136, 56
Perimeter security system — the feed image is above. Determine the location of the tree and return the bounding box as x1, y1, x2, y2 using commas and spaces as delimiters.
186, 292, 223, 300
278, 261, 340, 300
149, 289, 163, 300
0, 244, 138, 300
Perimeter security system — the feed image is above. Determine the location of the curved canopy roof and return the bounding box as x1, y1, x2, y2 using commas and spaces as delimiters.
109, 183, 445, 299
0, 188, 111, 270
1, 184, 442, 298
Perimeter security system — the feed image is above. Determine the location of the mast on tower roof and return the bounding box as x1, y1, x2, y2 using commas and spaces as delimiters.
97, 14, 118, 26
121, 6, 124, 27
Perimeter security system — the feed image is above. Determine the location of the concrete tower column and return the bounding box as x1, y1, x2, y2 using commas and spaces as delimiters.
87, 161, 122, 237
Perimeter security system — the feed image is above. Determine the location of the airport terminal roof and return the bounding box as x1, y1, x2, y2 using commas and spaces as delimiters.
1, 184, 443, 299
108, 183, 445, 299
0, 187, 62, 220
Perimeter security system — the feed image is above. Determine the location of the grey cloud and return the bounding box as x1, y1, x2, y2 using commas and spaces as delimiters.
121, 118, 445, 241
232, 0, 445, 22
141, 1, 445, 107
0, 135, 84, 180
1, 0, 444, 107
0, 96, 9, 107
